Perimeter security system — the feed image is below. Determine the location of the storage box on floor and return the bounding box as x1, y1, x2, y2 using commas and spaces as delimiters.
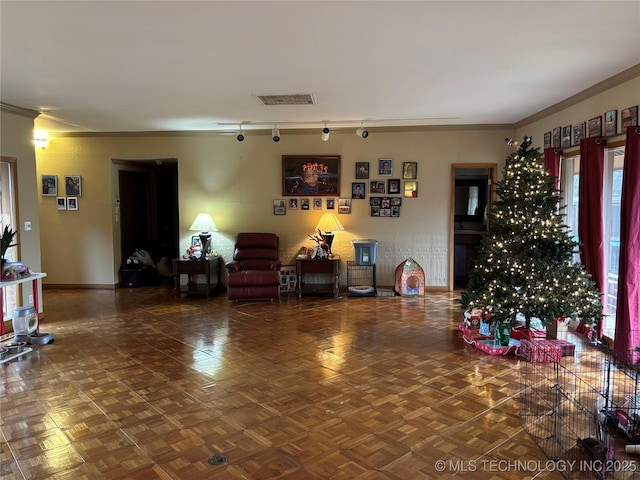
120, 264, 158, 288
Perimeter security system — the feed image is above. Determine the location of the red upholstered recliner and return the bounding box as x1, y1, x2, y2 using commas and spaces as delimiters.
225, 233, 282, 301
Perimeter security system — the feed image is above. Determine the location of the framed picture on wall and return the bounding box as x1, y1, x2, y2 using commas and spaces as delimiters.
561, 125, 572, 148
543, 131, 551, 149
588, 116, 602, 137
282, 155, 340, 196
403, 162, 417, 179
622, 105, 638, 128
41, 175, 58, 196
604, 110, 617, 137
355, 162, 369, 179
388, 179, 400, 194
378, 158, 393, 176
338, 198, 351, 214
67, 197, 78, 211
273, 199, 286, 215
64, 175, 82, 196
288, 198, 298, 210
552, 127, 561, 149
573, 122, 586, 145
351, 183, 366, 199
56, 197, 66, 210
404, 181, 418, 198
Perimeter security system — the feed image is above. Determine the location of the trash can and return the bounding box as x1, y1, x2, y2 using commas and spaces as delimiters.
352, 239, 378, 266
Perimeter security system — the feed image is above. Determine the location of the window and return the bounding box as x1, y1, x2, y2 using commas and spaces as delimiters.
560, 146, 625, 340
1, 157, 19, 322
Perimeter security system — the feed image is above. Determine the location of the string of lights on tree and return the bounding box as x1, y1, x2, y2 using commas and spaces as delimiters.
460, 136, 603, 329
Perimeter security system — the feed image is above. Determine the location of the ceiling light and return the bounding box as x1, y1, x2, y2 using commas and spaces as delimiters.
272, 127, 280, 142
236, 127, 245, 142
356, 124, 369, 139
321, 124, 330, 142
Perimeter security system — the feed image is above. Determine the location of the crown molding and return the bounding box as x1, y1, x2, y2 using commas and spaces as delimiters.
0, 102, 40, 120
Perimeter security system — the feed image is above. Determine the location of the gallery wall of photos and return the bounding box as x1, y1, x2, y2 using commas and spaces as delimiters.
544, 104, 638, 149
273, 159, 418, 217
40, 174, 82, 211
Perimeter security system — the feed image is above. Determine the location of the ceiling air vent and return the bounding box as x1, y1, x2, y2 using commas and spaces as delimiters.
255, 94, 316, 106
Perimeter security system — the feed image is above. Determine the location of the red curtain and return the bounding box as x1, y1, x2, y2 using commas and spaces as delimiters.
614, 126, 640, 362
544, 148, 561, 189
578, 137, 606, 338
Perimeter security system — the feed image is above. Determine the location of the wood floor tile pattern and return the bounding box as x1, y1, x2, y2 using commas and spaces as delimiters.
0, 286, 564, 479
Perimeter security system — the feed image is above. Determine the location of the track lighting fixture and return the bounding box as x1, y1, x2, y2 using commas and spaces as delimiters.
356, 124, 369, 139
272, 127, 280, 142
236, 128, 245, 142
321, 124, 330, 142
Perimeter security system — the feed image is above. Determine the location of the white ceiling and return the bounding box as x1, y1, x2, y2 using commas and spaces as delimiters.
1, 1, 639, 134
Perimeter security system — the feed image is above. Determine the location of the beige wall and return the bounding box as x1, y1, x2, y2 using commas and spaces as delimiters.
35, 128, 513, 288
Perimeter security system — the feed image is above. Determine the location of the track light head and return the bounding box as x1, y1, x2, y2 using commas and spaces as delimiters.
356, 127, 369, 139
272, 127, 280, 142
236, 129, 245, 142
321, 126, 330, 142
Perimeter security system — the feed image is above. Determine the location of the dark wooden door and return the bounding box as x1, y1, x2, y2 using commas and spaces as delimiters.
119, 171, 152, 263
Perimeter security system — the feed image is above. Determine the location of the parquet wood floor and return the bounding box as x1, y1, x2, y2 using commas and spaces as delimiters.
1, 285, 564, 479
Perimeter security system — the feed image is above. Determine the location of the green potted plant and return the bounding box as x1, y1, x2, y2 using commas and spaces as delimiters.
1, 225, 18, 267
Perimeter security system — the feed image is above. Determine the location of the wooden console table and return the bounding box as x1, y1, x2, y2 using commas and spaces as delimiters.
296, 256, 340, 298
0, 272, 47, 336
173, 257, 222, 298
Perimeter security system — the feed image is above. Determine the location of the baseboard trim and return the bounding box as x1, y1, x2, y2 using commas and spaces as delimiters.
44, 284, 116, 290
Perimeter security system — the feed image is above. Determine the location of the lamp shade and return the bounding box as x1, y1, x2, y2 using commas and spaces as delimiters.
189, 213, 218, 232
315, 213, 344, 232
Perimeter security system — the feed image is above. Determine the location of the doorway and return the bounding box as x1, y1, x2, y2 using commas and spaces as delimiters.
449, 163, 497, 291
115, 159, 179, 269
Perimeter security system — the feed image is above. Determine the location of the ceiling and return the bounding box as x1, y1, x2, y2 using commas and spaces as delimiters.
1, 1, 639, 134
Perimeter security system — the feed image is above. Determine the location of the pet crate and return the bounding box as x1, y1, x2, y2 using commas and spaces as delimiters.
346, 261, 376, 297
520, 336, 640, 479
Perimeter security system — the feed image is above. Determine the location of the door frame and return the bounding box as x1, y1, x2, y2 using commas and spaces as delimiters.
449, 163, 497, 291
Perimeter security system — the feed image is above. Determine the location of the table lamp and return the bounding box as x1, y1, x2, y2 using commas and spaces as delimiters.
189, 213, 218, 260
315, 212, 344, 257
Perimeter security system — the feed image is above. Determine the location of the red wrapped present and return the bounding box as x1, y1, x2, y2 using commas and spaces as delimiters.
519, 339, 562, 363
458, 323, 493, 341
550, 339, 575, 357
511, 326, 547, 340
474, 338, 519, 356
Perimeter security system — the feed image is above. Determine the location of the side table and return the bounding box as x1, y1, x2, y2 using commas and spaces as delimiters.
296, 256, 340, 298
173, 257, 222, 298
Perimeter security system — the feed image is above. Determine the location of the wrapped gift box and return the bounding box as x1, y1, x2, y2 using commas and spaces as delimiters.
519, 339, 563, 363
550, 339, 575, 357
474, 338, 520, 356
458, 323, 493, 341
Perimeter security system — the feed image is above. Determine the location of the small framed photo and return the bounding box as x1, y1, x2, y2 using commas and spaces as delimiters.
313, 198, 322, 210
404, 181, 418, 198
552, 127, 561, 148
64, 175, 82, 196
41, 175, 58, 196
301, 198, 310, 210
355, 162, 369, 179
191, 236, 202, 248
573, 122, 586, 145
326, 198, 335, 210
561, 125, 572, 148
67, 196, 79, 211
604, 110, 617, 137
370, 197, 381, 206
402, 162, 417, 179
543, 131, 551, 149
56, 197, 66, 210
622, 105, 638, 127
352, 182, 366, 199
288, 198, 298, 210
370, 181, 385, 194
588, 116, 602, 137
273, 199, 286, 215
338, 198, 352, 214
378, 158, 393, 176
388, 179, 400, 194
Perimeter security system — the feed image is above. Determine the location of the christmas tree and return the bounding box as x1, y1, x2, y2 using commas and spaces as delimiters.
460, 136, 603, 330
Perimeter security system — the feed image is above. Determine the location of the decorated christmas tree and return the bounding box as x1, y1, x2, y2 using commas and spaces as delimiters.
460, 136, 603, 331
